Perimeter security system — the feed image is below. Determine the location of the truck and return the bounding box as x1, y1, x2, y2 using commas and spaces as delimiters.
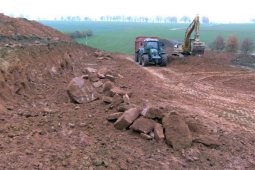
134, 36, 167, 66
173, 15, 205, 56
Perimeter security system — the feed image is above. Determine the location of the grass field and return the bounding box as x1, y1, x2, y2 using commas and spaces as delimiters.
42, 21, 255, 54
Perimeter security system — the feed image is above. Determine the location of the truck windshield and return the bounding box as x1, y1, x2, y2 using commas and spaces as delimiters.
146, 41, 158, 49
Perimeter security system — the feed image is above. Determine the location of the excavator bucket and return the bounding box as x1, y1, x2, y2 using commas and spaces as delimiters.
192, 41, 205, 55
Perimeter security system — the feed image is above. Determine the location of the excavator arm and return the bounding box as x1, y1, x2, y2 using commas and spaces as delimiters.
183, 15, 200, 53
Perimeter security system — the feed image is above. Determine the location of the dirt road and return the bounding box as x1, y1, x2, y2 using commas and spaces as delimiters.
127, 55, 255, 132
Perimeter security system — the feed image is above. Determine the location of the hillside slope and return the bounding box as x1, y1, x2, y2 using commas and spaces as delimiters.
0, 13, 72, 42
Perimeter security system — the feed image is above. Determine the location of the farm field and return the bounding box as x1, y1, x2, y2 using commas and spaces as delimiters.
42, 21, 255, 54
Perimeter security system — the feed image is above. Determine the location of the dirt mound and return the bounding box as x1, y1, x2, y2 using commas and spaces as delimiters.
0, 42, 94, 106
159, 38, 175, 48
0, 13, 72, 43
232, 54, 255, 68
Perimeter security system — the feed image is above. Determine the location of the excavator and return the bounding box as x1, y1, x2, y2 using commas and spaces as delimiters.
173, 15, 205, 56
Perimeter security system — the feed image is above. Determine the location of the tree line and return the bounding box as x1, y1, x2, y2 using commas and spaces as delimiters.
58, 16, 210, 24
210, 35, 254, 54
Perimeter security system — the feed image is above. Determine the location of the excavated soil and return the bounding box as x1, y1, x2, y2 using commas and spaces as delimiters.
0, 14, 72, 42
1, 15, 255, 170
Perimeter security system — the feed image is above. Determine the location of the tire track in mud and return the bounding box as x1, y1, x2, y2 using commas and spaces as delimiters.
125, 55, 255, 130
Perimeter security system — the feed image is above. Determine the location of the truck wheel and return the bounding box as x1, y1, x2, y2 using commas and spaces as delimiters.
134, 53, 139, 62
160, 55, 167, 66
142, 55, 149, 67
138, 55, 142, 65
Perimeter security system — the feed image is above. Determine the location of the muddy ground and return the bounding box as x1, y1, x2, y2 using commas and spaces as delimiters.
0, 15, 255, 170
1, 42, 255, 169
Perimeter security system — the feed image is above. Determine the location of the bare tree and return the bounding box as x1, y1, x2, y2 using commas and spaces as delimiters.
180, 16, 191, 23
126, 16, 131, 22
226, 35, 239, 52
165, 16, 177, 23
100, 16, 105, 21
156, 16, 163, 23
83, 17, 91, 21
66, 16, 71, 21
241, 38, 254, 54
144, 17, 149, 23
171, 16, 177, 23
210, 35, 225, 51
202, 16, 209, 24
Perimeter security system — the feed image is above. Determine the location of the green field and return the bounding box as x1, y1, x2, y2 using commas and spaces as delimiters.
42, 21, 255, 54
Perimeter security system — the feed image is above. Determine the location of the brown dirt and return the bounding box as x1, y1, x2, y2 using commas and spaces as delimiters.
0, 13, 72, 43
1, 15, 255, 170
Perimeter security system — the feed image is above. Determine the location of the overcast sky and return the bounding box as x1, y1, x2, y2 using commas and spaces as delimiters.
0, 0, 254, 23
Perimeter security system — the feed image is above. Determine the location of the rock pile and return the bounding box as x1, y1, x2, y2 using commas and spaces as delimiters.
107, 107, 220, 150
66, 66, 220, 151
66, 66, 132, 111
107, 103, 194, 150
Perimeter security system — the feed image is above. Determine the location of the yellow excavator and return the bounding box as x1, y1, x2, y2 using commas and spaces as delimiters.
173, 15, 205, 56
